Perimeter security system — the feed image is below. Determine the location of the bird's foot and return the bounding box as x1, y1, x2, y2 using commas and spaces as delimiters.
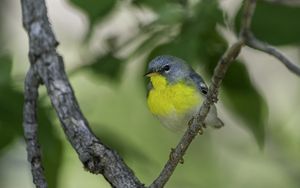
198, 123, 206, 135
198, 127, 204, 135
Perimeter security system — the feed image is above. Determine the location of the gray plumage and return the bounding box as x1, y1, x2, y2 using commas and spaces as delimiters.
146, 55, 224, 131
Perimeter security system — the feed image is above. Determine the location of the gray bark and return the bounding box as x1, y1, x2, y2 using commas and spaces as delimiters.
21, 0, 299, 187
21, 0, 144, 187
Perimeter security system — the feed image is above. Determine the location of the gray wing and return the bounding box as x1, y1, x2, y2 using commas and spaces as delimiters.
189, 71, 208, 96
146, 82, 153, 97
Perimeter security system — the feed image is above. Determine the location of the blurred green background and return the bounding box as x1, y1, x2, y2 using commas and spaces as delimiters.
1, 0, 300, 187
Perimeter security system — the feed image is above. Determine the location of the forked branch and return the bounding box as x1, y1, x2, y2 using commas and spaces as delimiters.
20, 0, 299, 188
241, 0, 300, 76
21, 0, 143, 187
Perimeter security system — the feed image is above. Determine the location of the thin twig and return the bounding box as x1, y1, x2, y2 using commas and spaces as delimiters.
241, 0, 257, 34
241, 0, 300, 77
149, 41, 244, 188
23, 69, 47, 188
20, 0, 300, 187
246, 34, 300, 76
149, 0, 263, 185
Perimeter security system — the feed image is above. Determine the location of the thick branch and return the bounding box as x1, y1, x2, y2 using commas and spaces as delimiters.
21, 0, 300, 187
21, 0, 143, 187
23, 69, 47, 188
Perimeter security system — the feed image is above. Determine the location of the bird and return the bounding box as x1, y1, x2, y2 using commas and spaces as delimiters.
145, 55, 224, 132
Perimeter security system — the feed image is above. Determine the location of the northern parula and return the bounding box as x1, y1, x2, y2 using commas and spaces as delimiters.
145, 55, 224, 131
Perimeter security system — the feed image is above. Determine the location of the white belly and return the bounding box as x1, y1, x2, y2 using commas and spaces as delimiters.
156, 105, 200, 132
156, 104, 223, 131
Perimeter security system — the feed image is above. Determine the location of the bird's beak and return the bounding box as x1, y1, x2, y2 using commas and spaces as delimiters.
144, 70, 159, 77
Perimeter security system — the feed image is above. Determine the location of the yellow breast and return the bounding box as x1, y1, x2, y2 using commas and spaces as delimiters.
147, 74, 201, 116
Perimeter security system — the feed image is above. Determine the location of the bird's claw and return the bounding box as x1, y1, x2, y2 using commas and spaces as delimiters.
198, 127, 204, 135
189, 116, 206, 135
198, 123, 207, 134
179, 157, 184, 164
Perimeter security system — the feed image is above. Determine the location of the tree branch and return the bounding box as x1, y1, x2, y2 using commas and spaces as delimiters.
149, 40, 244, 188
23, 69, 47, 188
241, 0, 300, 77
245, 34, 300, 76
241, 0, 256, 33
150, 1, 299, 186
21, 0, 300, 187
21, 0, 143, 187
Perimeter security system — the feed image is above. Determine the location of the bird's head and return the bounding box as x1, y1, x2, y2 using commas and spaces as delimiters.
145, 55, 191, 83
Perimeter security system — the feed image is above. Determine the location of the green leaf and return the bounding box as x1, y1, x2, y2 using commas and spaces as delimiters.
0, 54, 12, 85
0, 55, 23, 153
235, 1, 300, 45
69, 0, 117, 24
93, 125, 150, 162
68, 0, 117, 37
38, 104, 63, 188
144, 0, 267, 147
201, 43, 266, 147
222, 61, 267, 147
0, 120, 17, 154
83, 53, 124, 82
0, 86, 23, 131
132, 0, 169, 11
155, 4, 185, 25
147, 0, 224, 64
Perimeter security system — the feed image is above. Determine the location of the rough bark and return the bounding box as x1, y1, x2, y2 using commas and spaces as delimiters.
20, 0, 299, 187
23, 69, 47, 188
21, 0, 143, 187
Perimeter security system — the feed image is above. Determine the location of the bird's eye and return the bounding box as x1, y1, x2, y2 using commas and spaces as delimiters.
163, 65, 170, 72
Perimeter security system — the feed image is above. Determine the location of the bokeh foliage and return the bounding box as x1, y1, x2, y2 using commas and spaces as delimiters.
70, 0, 267, 146
236, 1, 300, 45
0, 55, 23, 153
1, 0, 300, 187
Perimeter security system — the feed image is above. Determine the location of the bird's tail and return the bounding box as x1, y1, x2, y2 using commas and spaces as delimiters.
211, 117, 224, 129
205, 104, 224, 129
